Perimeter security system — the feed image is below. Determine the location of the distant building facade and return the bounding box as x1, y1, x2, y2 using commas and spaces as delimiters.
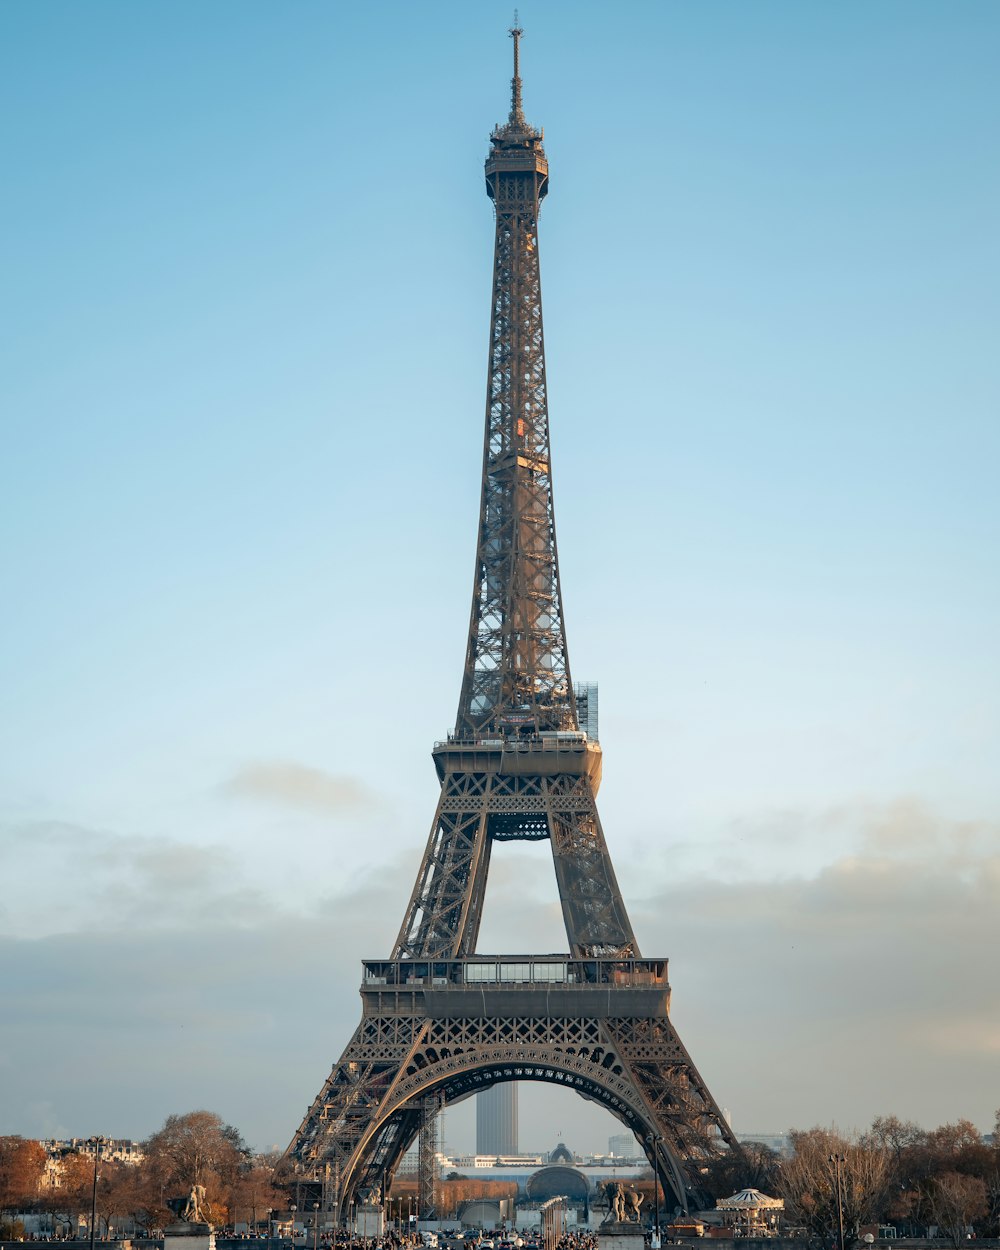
39, 1139, 144, 1192
737, 1133, 792, 1156
42, 1138, 144, 1165
608, 1132, 641, 1159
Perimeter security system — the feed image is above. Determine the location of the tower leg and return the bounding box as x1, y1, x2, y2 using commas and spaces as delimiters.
393, 772, 493, 960
545, 776, 636, 957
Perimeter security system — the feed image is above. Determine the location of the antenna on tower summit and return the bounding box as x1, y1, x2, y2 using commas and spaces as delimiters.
509, 11, 525, 125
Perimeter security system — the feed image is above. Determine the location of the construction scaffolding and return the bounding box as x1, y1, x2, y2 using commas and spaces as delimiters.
417, 1094, 444, 1219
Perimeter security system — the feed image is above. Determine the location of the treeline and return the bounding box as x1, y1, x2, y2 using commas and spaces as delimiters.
3, 1109, 999, 1245
0, 1111, 283, 1237
702, 1114, 1000, 1247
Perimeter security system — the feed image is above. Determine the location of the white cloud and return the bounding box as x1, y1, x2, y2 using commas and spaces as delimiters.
221, 761, 375, 815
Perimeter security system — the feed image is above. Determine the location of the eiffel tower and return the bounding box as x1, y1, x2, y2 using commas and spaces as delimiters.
282, 25, 739, 1219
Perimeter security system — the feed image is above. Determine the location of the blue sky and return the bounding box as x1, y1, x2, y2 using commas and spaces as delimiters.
1, 1, 998, 1154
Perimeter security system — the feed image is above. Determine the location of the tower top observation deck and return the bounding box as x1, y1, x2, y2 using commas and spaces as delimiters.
486, 19, 548, 194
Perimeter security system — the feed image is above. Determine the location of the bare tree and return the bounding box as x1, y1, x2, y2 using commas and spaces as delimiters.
703, 1141, 782, 1202
927, 1172, 988, 1248
864, 1116, 929, 1235
865, 1117, 925, 1164
779, 1128, 892, 1249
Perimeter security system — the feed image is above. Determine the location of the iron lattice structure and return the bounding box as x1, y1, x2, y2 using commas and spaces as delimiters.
282, 27, 739, 1220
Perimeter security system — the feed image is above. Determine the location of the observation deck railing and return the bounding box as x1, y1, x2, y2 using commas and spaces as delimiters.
434, 732, 593, 751
361, 955, 667, 991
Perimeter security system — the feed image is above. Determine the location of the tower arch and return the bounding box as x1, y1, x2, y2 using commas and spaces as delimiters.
333, 1045, 693, 1218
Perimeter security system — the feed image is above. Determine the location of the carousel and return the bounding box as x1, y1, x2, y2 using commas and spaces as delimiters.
715, 1188, 784, 1238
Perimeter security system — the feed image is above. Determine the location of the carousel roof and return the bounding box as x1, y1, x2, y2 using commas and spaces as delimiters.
717, 1188, 785, 1210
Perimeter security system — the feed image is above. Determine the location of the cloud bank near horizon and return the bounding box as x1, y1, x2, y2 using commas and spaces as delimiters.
2, 785, 996, 1151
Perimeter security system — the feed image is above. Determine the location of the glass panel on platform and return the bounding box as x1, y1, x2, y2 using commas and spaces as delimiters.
532, 962, 567, 982
499, 962, 531, 981
464, 962, 498, 982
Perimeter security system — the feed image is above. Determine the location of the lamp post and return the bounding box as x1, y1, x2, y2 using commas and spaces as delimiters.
267, 1209, 274, 1249
88, 1136, 107, 1250
646, 1134, 663, 1248
290, 1204, 297, 1248
313, 1202, 320, 1250
829, 1155, 846, 1250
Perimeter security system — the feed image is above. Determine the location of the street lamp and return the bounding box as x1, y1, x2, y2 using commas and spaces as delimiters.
88, 1136, 107, 1250
829, 1155, 846, 1250
290, 1204, 297, 1248
267, 1209, 274, 1248
646, 1134, 663, 1248
313, 1202, 320, 1250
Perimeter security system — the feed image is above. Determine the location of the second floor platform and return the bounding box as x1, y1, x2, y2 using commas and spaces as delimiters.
359, 954, 671, 1021
432, 732, 603, 787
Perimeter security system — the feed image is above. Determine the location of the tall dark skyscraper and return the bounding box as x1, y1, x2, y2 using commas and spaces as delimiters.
476, 1083, 518, 1157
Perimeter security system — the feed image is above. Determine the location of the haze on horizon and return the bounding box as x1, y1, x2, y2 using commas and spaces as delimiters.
1, 1, 998, 1156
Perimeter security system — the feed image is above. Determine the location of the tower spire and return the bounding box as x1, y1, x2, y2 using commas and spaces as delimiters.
462, 17, 559, 740
509, 13, 526, 126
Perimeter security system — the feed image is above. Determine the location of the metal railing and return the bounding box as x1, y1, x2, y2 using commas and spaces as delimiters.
361, 955, 667, 990
434, 732, 593, 751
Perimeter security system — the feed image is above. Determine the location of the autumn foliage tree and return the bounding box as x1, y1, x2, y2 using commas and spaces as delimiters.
143, 1111, 250, 1227
0, 1137, 46, 1216
39, 1150, 94, 1233
433, 1178, 517, 1219
95, 1160, 150, 1238
230, 1157, 283, 1233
